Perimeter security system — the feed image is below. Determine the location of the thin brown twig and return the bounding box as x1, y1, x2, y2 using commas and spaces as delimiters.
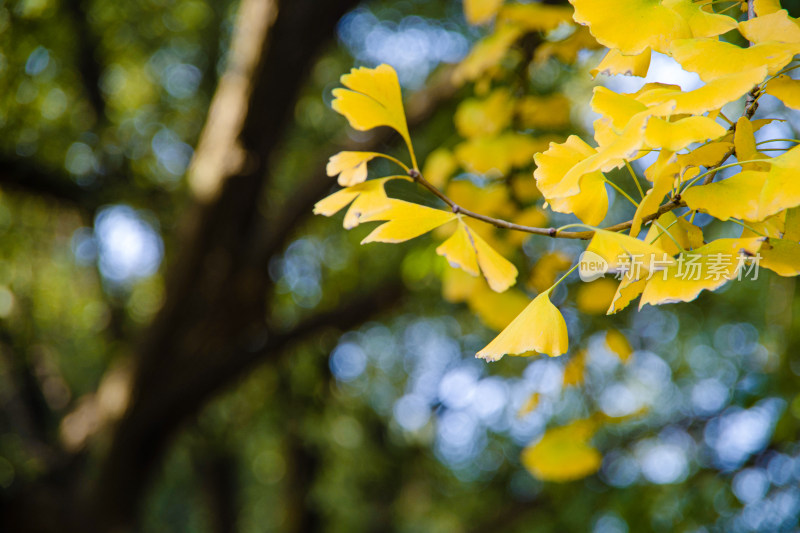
408, 169, 685, 240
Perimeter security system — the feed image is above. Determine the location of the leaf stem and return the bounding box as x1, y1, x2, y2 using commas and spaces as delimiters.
376, 153, 411, 173
546, 263, 580, 295
625, 161, 645, 199
604, 178, 639, 207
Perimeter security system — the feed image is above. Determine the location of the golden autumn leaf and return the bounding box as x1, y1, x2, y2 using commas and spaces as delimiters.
571, 0, 691, 54
521, 419, 602, 482
635, 67, 767, 115
591, 48, 651, 78
469, 284, 530, 331
676, 141, 733, 170
733, 117, 770, 171
463, 0, 504, 25
639, 238, 764, 307
644, 115, 727, 152
607, 275, 647, 314
754, 0, 782, 16
630, 161, 677, 237
683, 146, 800, 222
644, 211, 704, 255
759, 239, 800, 276
785, 207, 800, 241
662, 0, 738, 38
326, 151, 381, 187
360, 199, 456, 244
738, 10, 800, 44
669, 38, 800, 82
583, 228, 673, 276
436, 219, 518, 292
314, 176, 403, 229
766, 75, 800, 110
437, 219, 480, 276
477, 290, 569, 361
332, 64, 411, 148
553, 102, 675, 200
591, 86, 648, 132
534, 135, 609, 226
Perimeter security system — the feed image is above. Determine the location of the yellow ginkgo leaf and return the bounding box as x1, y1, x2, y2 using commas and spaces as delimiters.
759, 238, 800, 276
326, 151, 381, 186
741, 213, 785, 239
563, 350, 587, 387
644, 211, 704, 256
607, 275, 647, 314
314, 177, 402, 229
521, 419, 602, 482
422, 148, 458, 188
663, 0, 738, 38
332, 64, 411, 147
636, 67, 767, 115
454, 89, 514, 138
639, 238, 764, 307
571, 0, 690, 54
591, 86, 648, 132
534, 135, 609, 225
734, 117, 770, 171
676, 141, 733, 170
766, 75, 800, 110
576, 279, 618, 315
670, 38, 800, 82
470, 223, 519, 292
754, 0, 782, 16
605, 329, 633, 362
548, 174, 609, 226
583, 228, 673, 276
554, 102, 675, 199
785, 207, 800, 241
463, 0, 504, 25
739, 10, 800, 44
591, 48, 651, 78
477, 290, 569, 361
437, 219, 518, 292
360, 199, 456, 244
683, 172, 767, 222
644, 115, 727, 152
630, 164, 676, 237
437, 219, 481, 276
683, 146, 800, 222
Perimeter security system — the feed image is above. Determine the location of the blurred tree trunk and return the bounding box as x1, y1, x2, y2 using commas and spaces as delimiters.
89, 0, 360, 530
2, 0, 360, 531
